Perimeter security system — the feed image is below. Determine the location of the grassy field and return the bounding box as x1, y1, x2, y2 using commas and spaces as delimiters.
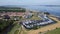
8, 23, 21, 34
14, 30, 19, 34
7, 22, 27, 34
46, 28, 60, 34
21, 16, 41, 20
30, 16, 41, 20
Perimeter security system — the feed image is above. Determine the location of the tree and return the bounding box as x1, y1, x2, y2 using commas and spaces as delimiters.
0, 19, 14, 32
20, 16, 22, 19
44, 12, 50, 15
3, 15, 10, 19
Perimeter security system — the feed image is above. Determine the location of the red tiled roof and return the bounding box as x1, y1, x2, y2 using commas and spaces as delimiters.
0, 12, 24, 16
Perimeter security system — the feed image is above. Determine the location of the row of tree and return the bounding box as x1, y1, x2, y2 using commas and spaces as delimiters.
0, 9, 26, 12
0, 7, 26, 12
0, 19, 14, 32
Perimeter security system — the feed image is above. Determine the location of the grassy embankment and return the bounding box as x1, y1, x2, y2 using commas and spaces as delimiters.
45, 28, 60, 34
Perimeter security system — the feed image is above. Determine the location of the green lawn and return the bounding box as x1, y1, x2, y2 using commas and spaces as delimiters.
8, 23, 21, 34
8, 22, 27, 34
14, 30, 19, 34
46, 28, 60, 34
21, 16, 41, 20
30, 16, 41, 20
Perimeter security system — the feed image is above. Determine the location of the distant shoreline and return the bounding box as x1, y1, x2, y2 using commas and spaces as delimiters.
0, 6, 60, 17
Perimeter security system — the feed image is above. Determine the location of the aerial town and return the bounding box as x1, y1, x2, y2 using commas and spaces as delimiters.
0, 0, 60, 34
0, 7, 60, 34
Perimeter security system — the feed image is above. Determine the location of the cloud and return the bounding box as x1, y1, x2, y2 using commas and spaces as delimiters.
0, 0, 60, 5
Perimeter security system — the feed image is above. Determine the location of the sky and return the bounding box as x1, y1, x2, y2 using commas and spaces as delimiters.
0, 0, 60, 6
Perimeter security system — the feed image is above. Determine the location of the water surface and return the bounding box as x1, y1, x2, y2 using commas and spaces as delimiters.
21, 5, 60, 16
